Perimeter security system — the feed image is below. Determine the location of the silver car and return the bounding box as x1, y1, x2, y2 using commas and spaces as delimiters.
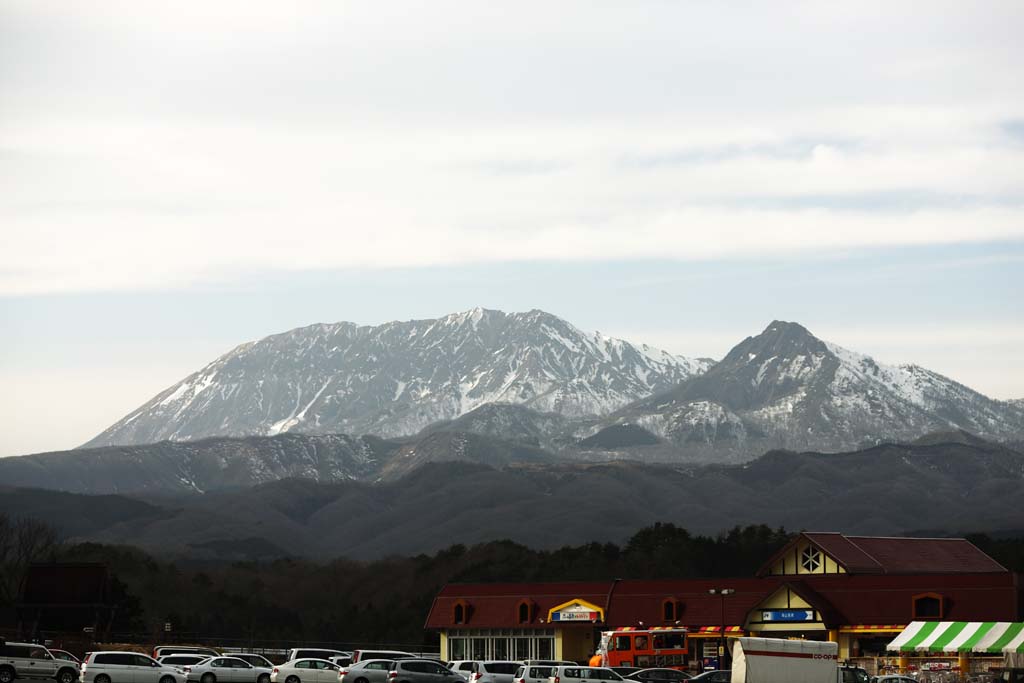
185, 657, 271, 683
1, 642, 79, 683
467, 663, 518, 683
338, 660, 395, 683
388, 661, 465, 683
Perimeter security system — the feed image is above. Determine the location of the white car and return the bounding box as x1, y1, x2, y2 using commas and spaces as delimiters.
159, 657, 212, 673
222, 657, 274, 671
185, 658, 271, 683
271, 660, 340, 683
80, 652, 187, 683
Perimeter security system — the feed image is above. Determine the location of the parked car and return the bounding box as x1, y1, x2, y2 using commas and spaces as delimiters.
350, 655, 414, 667
386, 660, 464, 683
869, 677, 917, 683
222, 657, 274, 671
185, 656, 271, 683
0, 641, 80, 683
513, 665, 554, 683
285, 655, 348, 668
153, 650, 220, 662
50, 652, 81, 666
80, 651, 187, 683
623, 670, 690, 682
445, 665, 473, 679
685, 673, 728, 683
327, 660, 351, 671
546, 667, 623, 683
271, 660, 340, 683
608, 672, 639, 679
159, 657, 212, 672
466, 662, 518, 683
338, 660, 395, 683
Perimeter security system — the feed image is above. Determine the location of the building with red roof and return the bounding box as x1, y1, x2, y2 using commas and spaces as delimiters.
424, 533, 1021, 675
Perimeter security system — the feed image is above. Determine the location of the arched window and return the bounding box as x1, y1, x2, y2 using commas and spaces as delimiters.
453, 600, 471, 624
912, 593, 944, 619
516, 602, 532, 626
662, 597, 682, 622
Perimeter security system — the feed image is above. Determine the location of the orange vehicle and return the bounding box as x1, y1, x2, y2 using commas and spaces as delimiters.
599, 626, 689, 669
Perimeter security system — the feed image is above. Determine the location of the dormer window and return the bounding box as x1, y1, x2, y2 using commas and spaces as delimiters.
453, 599, 471, 624
801, 546, 822, 572
912, 593, 944, 619
662, 598, 681, 622
517, 599, 536, 624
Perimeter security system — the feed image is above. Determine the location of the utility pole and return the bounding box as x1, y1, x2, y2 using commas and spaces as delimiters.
707, 588, 735, 671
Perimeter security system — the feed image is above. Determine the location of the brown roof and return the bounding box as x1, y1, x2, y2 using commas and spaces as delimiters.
424, 572, 1021, 631
757, 532, 1007, 576
844, 536, 1007, 574
425, 582, 613, 630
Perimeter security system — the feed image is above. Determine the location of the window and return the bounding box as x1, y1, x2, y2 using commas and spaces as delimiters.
912, 593, 943, 619
518, 600, 535, 624
634, 636, 648, 651
801, 546, 822, 572
453, 600, 471, 624
296, 662, 312, 670
614, 636, 631, 651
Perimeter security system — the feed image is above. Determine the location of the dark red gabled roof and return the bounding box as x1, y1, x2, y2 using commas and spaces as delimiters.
844, 536, 1007, 574
757, 532, 1007, 576
425, 582, 613, 630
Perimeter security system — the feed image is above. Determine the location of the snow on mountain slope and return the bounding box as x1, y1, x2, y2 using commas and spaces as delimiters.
85, 309, 711, 448
608, 321, 1024, 460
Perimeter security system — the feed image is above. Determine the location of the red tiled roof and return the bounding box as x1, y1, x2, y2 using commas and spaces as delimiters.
802, 533, 884, 573
844, 536, 1007, 574
424, 572, 1020, 631
425, 582, 613, 630
757, 532, 1007, 576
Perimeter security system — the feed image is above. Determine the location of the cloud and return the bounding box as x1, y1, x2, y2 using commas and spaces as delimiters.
2, 1, 1024, 295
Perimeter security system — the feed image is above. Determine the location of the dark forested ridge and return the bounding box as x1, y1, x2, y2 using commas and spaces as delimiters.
2, 436, 1023, 561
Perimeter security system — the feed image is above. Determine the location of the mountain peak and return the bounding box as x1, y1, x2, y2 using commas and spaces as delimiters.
85, 309, 710, 448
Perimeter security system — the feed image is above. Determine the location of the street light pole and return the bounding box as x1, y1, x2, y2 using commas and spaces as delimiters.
708, 588, 735, 671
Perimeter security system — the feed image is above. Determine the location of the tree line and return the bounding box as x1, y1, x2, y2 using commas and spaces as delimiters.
3, 515, 1023, 651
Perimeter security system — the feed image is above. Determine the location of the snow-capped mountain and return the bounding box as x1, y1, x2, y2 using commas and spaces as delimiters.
605, 320, 1024, 460
85, 308, 711, 448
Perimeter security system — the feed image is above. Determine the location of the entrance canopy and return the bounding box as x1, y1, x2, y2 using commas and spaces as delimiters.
888, 622, 1024, 654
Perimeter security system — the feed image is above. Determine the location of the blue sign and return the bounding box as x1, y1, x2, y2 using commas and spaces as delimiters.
761, 609, 815, 622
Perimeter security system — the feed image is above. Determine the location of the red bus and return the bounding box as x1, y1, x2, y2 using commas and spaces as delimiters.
599, 627, 689, 669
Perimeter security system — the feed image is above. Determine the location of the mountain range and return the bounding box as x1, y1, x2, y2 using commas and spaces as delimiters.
3, 435, 1023, 560
77, 310, 1023, 469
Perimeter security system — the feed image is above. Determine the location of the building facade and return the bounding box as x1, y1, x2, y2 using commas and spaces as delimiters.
423, 533, 1022, 674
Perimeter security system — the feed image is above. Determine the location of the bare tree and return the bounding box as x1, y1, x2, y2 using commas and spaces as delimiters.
0, 513, 62, 605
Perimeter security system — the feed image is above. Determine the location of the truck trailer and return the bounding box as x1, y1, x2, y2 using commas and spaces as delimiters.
730, 637, 867, 683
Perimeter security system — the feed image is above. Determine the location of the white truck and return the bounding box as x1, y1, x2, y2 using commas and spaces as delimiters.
730, 637, 868, 683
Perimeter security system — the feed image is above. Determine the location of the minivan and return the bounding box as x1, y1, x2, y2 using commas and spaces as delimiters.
81, 652, 187, 683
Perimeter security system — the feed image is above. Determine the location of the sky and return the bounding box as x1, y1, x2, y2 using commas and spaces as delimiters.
1, 1, 1022, 457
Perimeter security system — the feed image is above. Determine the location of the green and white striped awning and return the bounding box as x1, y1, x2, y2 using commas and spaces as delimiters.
888, 622, 1024, 654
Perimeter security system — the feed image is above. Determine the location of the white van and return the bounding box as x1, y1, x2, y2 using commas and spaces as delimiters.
547, 667, 623, 683
81, 652, 187, 683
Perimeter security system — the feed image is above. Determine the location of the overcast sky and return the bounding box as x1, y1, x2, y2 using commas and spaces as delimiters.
2, 1, 1023, 456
